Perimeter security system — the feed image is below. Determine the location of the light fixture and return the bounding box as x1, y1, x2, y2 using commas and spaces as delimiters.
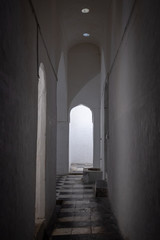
81, 8, 90, 13
83, 33, 90, 37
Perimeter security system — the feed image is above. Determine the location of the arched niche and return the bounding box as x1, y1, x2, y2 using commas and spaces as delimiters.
35, 63, 46, 223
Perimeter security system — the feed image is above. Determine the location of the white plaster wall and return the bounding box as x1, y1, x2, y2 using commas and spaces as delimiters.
57, 52, 68, 121
100, 94, 105, 175
32, 0, 61, 226
57, 52, 69, 174
70, 75, 100, 110
57, 122, 69, 174
0, 0, 60, 238
99, 0, 135, 179
100, 49, 107, 176
35, 63, 46, 222
104, 1, 160, 239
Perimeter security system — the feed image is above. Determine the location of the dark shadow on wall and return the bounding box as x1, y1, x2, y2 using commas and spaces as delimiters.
68, 43, 101, 104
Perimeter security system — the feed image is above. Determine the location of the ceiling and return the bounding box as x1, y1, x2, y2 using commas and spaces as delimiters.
57, 0, 111, 51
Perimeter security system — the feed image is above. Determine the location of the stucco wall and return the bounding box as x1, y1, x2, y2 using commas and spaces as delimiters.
56, 52, 69, 174
106, 0, 160, 239
0, 0, 59, 239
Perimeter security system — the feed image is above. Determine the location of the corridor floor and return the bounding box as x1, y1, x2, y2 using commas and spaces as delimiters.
50, 175, 123, 240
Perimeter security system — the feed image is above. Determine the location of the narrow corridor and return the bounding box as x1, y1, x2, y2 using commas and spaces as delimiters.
50, 175, 123, 240
1, 1, 160, 239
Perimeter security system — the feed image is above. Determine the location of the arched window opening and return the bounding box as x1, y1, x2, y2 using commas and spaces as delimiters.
69, 105, 93, 172
35, 63, 46, 224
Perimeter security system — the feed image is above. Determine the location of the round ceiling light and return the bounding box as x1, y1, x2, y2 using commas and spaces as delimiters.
83, 33, 90, 37
81, 8, 90, 13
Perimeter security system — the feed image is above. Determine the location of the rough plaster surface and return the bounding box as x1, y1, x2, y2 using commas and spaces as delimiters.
56, 52, 69, 175
32, 0, 61, 72
0, 1, 37, 239
38, 24, 58, 230
68, 43, 100, 105
33, 3, 60, 219
57, 122, 69, 174
35, 64, 46, 221
106, 0, 160, 239
0, 0, 59, 239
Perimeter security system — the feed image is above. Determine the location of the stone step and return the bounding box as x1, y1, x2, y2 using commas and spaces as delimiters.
95, 180, 108, 197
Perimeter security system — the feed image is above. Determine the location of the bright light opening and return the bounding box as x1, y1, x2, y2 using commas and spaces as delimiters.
69, 105, 93, 172
83, 33, 90, 37
35, 63, 46, 223
81, 8, 90, 13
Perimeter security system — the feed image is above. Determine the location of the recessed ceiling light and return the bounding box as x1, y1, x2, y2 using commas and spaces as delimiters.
81, 8, 90, 13
83, 33, 90, 37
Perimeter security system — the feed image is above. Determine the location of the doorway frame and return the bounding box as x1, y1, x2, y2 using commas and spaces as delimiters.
68, 104, 94, 173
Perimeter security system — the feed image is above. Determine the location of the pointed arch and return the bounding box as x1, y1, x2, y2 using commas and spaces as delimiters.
69, 104, 93, 172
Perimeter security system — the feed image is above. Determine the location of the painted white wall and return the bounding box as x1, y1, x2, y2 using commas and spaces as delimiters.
35, 63, 46, 222
57, 52, 68, 122
56, 52, 69, 174
69, 105, 93, 166
100, 49, 108, 178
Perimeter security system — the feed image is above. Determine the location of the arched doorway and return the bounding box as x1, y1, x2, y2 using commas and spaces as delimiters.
35, 63, 46, 224
69, 105, 93, 172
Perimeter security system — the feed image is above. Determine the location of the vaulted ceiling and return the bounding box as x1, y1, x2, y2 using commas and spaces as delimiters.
57, 0, 111, 50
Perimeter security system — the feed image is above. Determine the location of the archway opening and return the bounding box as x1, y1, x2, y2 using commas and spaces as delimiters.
35, 63, 46, 225
69, 105, 93, 172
